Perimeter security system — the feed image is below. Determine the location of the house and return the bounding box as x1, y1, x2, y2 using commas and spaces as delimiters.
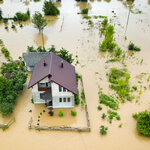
22, 52, 50, 71
28, 52, 77, 108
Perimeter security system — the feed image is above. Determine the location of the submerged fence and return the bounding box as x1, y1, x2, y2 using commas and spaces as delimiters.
0, 117, 16, 130
28, 76, 91, 132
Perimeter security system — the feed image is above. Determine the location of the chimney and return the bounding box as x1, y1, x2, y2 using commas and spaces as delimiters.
61, 60, 63, 68
43, 60, 46, 67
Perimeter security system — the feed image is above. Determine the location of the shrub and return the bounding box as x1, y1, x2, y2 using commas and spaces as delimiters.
75, 90, 80, 105
11, 25, 16, 29
71, 110, 77, 116
43, 0, 60, 16
43, 110, 45, 112
29, 109, 32, 112
2, 126, 6, 131
58, 109, 64, 117
14, 9, 30, 21
81, 101, 85, 107
133, 110, 150, 137
100, 125, 108, 135
128, 43, 134, 50
31, 98, 34, 103
81, 89, 85, 100
101, 113, 107, 119
132, 86, 137, 91
97, 105, 102, 110
81, 8, 88, 14
114, 47, 122, 57
1, 47, 10, 58
128, 42, 141, 51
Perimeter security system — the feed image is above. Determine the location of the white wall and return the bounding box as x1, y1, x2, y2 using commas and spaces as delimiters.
32, 79, 74, 108
51, 82, 74, 108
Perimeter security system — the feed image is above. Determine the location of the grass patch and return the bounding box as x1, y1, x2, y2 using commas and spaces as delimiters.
108, 67, 133, 102
98, 91, 119, 110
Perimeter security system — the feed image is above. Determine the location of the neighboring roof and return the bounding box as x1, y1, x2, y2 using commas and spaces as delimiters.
28, 52, 77, 95
22, 52, 50, 67
4, 73, 12, 80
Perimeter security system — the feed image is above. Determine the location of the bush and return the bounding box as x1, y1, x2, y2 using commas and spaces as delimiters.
133, 110, 150, 137
81, 89, 85, 100
101, 113, 107, 119
1, 47, 10, 58
14, 9, 30, 21
81, 8, 88, 14
11, 25, 16, 29
71, 110, 77, 116
97, 105, 102, 110
75, 90, 80, 105
43, 0, 60, 16
100, 125, 108, 135
128, 42, 141, 51
58, 109, 64, 117
81, 101, 85, 107
114, 47, 122, 57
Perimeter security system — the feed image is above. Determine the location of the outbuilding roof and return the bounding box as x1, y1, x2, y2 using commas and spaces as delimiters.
28, 52, 77, 95
22, 52, 50, 67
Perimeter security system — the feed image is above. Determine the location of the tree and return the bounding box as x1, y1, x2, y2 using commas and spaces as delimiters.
31, 12, 47, 32
43, 0, 60, 16
0, 62, 18, 75
0, 102, 14, 117
31, 12, 47, 48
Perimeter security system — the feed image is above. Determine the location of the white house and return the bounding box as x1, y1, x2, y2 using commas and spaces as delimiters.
28, 52, 77, 108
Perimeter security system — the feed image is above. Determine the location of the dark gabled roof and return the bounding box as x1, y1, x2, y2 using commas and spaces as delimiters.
28, 52, 77, 95
22, 52, 50, 67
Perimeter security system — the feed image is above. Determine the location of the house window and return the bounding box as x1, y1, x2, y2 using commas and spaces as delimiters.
59, 86, 62, 92
63, 98, 66, 102
67, 98, 70, 102
38, 83, 46, 87
63, 88, 66, 92
59, 98, 62, 102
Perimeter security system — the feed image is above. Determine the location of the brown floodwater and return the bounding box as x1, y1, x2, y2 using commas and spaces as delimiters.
0, 0, 150, 150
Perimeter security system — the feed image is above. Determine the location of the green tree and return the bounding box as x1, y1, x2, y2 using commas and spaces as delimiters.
43, 0, 60, 16
0, 62, 19, 75
31, 12, 47, 32
31, 12, 47, 48
0, 103, 14, 117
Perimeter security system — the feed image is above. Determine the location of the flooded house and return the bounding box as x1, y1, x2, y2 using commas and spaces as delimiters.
23, 52, 50, 72
27, 52, 77, 108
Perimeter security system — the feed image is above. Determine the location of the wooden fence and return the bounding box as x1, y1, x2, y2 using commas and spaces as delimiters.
0, 117, 16, 130
28, 76, 91, 132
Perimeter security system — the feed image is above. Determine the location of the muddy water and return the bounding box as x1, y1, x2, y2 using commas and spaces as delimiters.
0, 0, 150, 150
